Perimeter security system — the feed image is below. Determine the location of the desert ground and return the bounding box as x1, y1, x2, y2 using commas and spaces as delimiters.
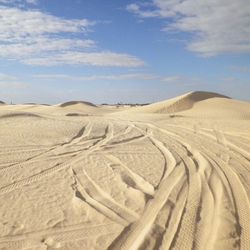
0, 91, 250, 250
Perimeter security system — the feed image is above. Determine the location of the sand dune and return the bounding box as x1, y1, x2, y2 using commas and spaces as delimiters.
59, 101, 97, 108
0, 91, 250, 250
127, 91, 250, 119
57, 101, 98, 114
179, 97, 250, 119
0, 101, 5, 105
0, 112, 41, 119
55, 100, 116, 116
126, 91, 229, 113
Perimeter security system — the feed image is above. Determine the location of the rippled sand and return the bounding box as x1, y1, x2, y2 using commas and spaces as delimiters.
0, 92, 250, 250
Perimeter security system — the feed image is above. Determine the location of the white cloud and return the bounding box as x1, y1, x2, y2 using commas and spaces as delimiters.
25, 0, 37, 4
0, 73, 29, 88
0, 6, 92, 41
161, 75, 201, 86
161, 76, 183, 83
126, 3, 160, 18
0, 73, 17, 81
0, 38, 96, 57
34, 73, 199, 85
0, 6, 144, 67
0, 82, 29, 88
0, 0, 37, 4
127, 0, 250, 56
0, 0, 39, 7
34, 73, 156, 81
0, 0, 37, 3
230, 66, 250, 73
22, 52, 144, 67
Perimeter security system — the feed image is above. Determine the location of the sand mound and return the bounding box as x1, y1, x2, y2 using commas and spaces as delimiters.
59, 101, 96, 108
23, 103, 50, 106
0, 112, 41, 119
126, 91, 250, 119
179, 97, 250, 119
56, 100, 116, 115
131, 91, 230, 114
66, 113, 89, 117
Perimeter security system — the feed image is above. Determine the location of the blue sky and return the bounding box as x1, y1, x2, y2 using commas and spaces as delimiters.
0, 0, 250, 104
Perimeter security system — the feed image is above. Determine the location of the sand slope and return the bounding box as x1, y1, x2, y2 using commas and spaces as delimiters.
59, 101, 97, 108
56, 100, 118, 116
127, 91, 250, 119
0, 92, 250, 250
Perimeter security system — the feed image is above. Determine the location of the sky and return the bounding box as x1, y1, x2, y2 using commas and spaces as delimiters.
0, 0, 250, 104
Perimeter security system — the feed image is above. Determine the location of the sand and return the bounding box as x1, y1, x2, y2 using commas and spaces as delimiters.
0, 91, 250, 250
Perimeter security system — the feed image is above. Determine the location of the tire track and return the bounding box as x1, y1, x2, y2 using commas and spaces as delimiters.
72, 171, 129, 226
159, 181, 188, 249
0, 122, 92, 175
0, 123, 113, 196
204, 149, 250, 250
133, 122, 230, 250
1, 117, 249, 249
104, 154, 155, 196
0, 223, 120, 249
107, 129, 185, 250
145, 122, 250, 250
74, 168, 140, 223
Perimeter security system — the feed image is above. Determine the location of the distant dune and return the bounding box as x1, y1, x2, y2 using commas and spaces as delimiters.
59, 101, 96, 108
56, 101, 99, 115
0, 101, 5, 105
127, 91, 250, 119
65, 113, 89, 117
0, 112, 41, 119
23, 103, 50, 106
56, 100, 122, 115
129, 91, 230, 113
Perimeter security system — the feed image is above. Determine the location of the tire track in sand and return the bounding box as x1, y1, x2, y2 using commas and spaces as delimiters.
0, 122, 92, 176
146, 122, 250, 250
0, 123, 113, 196
108, 124, 185, 250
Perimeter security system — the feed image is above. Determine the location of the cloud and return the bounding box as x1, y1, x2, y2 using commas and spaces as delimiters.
161, 75, 201, 86
0, 0, 37, 4
25, 0, 37, 4
0, 73, 17, 81
126, 3, 160, 18
230, 66, 250, 73
0, 6, 144, 67
0, 6, 92, 41
34, 73, 199, 86
0, 73, 29, 88
0, 82, 29, 88
161, 76, 183, 83
22, 52, 144, 67
34, 73, 156, 81
0, 38, 96, 57
127, 0, 250, 56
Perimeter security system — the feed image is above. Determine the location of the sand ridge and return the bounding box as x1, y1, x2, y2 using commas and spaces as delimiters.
125, 91, 250, 119
59, 101, 97, 108
0, 91, 250, 250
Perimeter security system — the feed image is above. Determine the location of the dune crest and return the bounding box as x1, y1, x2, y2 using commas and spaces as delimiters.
0, 112, 41, 119
59, 101, 97, 108
130, 91, 230, 113
126, 91, 250, 119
